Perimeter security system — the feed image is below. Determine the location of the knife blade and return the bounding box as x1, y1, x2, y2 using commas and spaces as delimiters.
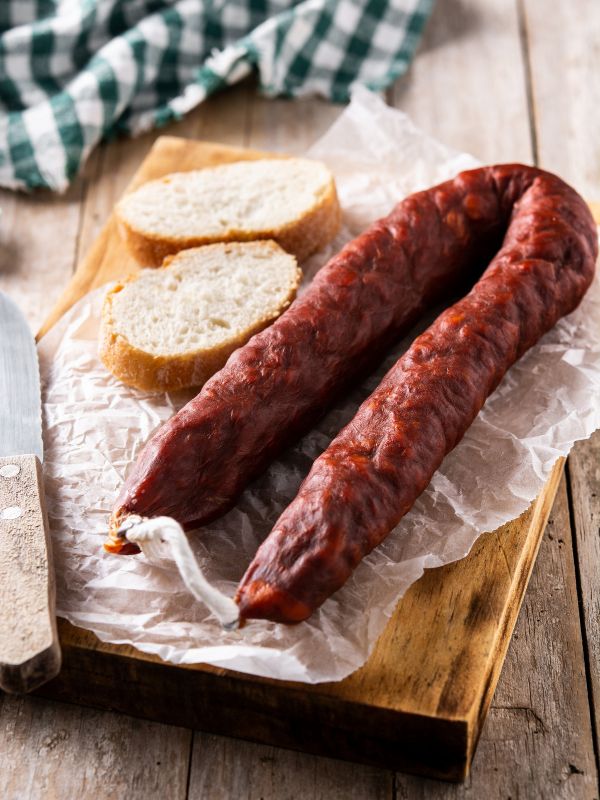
0, 291, 61, 693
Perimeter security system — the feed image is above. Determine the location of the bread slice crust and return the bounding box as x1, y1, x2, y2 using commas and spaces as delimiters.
99, 241, 302, 392
116, 158, 341, 267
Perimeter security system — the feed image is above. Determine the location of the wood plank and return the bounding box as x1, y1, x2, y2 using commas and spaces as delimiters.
0, 179, 85, 332
390, 0, 532, 164
388, 0, 599, 792
0, 693, 191, 800
19, 3, 584, 784
390, 0, 548, 789
522, 0, 600, 200
188, 734, 394, 800
395, 477, 598, 798
247, 93, 340, 154
523, 0, 600, 779
568, 432, 600, 746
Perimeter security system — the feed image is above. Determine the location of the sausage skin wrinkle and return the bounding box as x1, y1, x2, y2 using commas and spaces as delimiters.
110, 165, 597, 625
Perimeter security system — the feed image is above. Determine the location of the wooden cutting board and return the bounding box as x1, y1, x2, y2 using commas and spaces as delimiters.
35, 137, 565, 782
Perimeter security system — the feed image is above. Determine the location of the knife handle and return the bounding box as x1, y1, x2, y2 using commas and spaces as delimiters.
0, 454, 61, 693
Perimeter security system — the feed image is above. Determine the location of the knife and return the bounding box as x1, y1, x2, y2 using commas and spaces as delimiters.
0, 292, 61, 693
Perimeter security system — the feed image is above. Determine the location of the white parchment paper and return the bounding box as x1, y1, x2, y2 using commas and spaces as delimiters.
38, 88, 600, 683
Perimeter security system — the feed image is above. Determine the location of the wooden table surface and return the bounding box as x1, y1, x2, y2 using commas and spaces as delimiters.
1, 1, 599, 797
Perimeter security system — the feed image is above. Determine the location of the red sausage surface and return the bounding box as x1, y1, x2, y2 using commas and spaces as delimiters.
234, 164, 597, 622
108, 164, 509, 544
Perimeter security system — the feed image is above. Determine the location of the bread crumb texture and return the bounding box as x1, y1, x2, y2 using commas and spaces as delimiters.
116, 157, 341, 266
99, 241, 301, 392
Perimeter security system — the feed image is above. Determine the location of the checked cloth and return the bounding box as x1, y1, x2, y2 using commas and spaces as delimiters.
0, 0, 434, 191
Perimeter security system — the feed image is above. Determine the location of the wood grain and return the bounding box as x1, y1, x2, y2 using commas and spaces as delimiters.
0, 454, 60, 693
522, 0, 600, 201
391, 0, 532, 164
247, 92, 340, 153
0, 179, 85, 334
568, 433, 600, 749
524, 0, 600, 788
188, 733, 394, 800
395, 477, 598, 798
0, 693, 191, 800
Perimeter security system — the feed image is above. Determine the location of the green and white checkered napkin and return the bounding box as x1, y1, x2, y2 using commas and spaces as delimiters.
0, 0, 433, 191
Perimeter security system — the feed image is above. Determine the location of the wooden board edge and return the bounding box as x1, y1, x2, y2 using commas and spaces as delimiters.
35, 633, 471, 781
464, 457, 565, 771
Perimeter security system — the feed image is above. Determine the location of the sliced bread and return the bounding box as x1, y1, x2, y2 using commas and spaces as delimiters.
115, 157, 341, 267
99, 240, 302, 392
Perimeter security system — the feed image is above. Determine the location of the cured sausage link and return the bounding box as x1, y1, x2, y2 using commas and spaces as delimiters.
109, 165, 595, 568
235, 166, 598, 623
109, 165, 519, 544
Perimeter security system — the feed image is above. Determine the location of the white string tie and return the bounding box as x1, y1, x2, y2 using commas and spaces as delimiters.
121, 516, 240, 630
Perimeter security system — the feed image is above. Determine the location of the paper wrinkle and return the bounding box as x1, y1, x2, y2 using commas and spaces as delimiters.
38, 87, 600, 683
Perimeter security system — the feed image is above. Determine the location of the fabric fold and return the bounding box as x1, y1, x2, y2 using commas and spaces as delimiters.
0, 0, 434, 190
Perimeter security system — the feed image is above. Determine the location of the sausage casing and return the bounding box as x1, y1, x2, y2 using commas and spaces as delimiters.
235, 165, 598, 622
109, 165, 511, 542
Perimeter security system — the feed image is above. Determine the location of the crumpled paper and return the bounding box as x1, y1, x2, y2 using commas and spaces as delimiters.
38, 88, 600, 683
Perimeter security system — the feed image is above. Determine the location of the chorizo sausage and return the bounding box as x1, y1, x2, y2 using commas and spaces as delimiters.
109, 166, 596, 576
234, 164, 597, 622
108, 164, 505, 548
